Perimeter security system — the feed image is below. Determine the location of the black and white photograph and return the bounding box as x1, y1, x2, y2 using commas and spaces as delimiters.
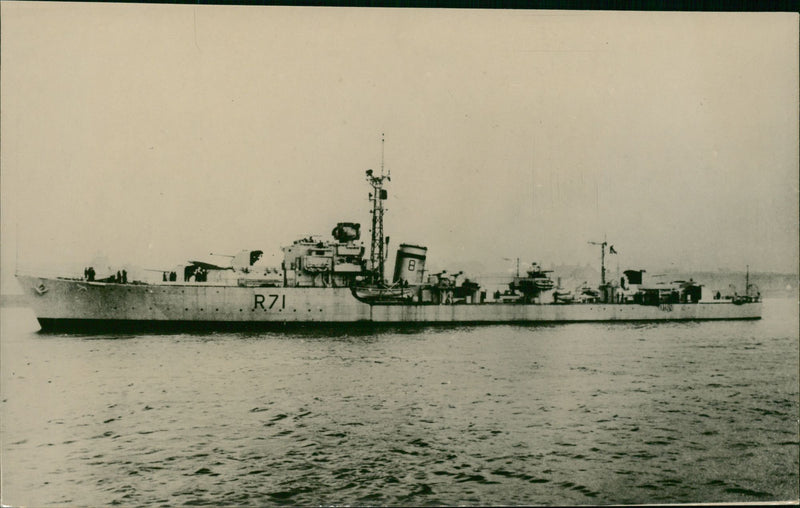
1, 3, 798, 506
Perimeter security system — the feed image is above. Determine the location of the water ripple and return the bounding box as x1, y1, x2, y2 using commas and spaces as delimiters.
1, 301, 798, 506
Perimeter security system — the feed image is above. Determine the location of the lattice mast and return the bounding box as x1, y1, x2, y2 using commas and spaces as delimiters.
366, 134, 390, 284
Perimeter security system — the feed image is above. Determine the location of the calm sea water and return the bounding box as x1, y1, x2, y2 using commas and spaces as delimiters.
1, 299, 798, 506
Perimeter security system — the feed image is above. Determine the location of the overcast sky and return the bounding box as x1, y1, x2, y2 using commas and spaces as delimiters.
1, 4, 797, 291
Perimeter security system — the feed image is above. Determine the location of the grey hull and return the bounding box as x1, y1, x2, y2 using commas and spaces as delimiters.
17, 275, 762, 332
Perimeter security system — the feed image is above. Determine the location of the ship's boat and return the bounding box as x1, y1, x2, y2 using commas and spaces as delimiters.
351, 285, 416, 304
577, 285, 601, 303
552, 290, 575, 303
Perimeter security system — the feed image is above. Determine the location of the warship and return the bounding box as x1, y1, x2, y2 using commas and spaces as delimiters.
16, 151, 762, 332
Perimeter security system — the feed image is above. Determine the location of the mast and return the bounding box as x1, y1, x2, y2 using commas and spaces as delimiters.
588, 239, 607, 286
745, 264, 750, 296
15, 221, 19, 275
366, 134, 390, 285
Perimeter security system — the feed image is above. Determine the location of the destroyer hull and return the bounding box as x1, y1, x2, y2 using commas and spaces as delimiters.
18, 275, 762, 332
